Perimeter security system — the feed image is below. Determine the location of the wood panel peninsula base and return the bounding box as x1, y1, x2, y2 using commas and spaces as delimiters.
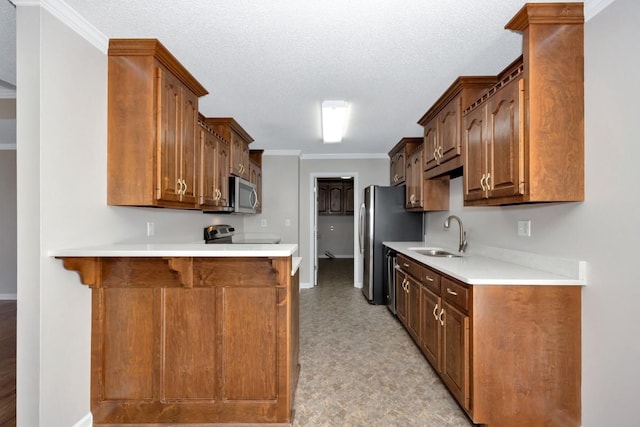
58, 255, 299, 425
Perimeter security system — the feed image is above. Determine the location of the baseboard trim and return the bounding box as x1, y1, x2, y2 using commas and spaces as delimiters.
0, 293, 17, 300
73, 412, 92, 427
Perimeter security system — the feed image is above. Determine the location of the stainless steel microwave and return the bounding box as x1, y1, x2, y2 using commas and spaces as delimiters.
229, 175, 258, 214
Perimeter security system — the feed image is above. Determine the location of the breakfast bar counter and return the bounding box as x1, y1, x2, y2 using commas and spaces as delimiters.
52, 243, 300, 425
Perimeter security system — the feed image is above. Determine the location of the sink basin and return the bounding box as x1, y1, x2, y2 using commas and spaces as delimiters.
409, 247, 462, 258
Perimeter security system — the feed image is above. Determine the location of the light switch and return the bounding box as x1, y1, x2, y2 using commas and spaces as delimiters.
517, 220, 531, 237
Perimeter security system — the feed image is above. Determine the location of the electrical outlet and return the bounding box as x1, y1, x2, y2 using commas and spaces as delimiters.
146, 221, 154, 237
261, 219, 267, 227
517, 220, 531, 237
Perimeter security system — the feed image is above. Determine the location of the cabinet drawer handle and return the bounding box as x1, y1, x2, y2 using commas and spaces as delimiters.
425, 275, 434, 282
403, 263, 410, 268
439, 308, 444, 326
433, 303, 439, 320
446, 288, 458, 296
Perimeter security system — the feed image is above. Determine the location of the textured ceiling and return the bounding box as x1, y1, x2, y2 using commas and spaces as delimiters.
9, 1, 607, 155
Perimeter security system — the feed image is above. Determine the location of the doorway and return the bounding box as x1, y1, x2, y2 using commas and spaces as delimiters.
311, 173, 359, 288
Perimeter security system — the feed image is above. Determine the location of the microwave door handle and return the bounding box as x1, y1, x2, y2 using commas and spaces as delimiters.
250, 188, 258, 209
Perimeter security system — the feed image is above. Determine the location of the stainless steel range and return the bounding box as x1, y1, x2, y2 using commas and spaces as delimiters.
203, 224, 281, 244
203, 225, 235, 244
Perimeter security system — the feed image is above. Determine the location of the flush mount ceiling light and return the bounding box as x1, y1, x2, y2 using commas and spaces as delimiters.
321, 100, 349, 143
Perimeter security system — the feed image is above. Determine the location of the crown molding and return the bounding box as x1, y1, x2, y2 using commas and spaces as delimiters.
585, 0, 616, 21
300, 152, 389, 160
262, 150, 302, 157
13, 0, 108, 53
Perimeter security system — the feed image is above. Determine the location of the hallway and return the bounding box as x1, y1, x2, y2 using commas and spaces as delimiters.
294, 258, 472, 426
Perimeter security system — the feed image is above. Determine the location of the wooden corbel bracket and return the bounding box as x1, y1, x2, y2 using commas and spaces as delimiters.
58, 257, 99, 287
165, 257, 194, 288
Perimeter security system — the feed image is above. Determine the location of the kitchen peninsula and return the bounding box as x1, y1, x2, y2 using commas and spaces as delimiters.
51, 243, 300, 425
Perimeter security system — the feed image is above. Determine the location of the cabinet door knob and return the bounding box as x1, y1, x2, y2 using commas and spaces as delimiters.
433, 303, 439, 320
439, 308, 445, 326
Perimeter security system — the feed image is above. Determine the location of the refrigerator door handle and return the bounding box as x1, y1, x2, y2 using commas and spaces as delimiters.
358, 202, 365, 254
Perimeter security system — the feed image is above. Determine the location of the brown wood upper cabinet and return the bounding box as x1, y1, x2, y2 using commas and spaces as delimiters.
405, 145, 450, 212
206, 118, 254, 180
107, 39, 208, 209
388, 137, 422, 186
317, 178, 353, 215
198, 118, 230, 210
418, 77, 497, 180
463, 3, 585, 206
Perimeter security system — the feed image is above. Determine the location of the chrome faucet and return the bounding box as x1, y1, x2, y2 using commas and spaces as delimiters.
444, 215, 467, 253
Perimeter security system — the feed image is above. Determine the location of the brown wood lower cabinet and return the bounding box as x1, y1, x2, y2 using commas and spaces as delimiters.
394, 254, 581, 427
59, 256, 299, 425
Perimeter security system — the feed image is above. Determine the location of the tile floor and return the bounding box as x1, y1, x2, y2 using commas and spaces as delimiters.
293, 258, 473, 427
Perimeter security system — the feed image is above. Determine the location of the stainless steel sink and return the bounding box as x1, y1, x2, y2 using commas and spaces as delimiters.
411, 248, 462, 258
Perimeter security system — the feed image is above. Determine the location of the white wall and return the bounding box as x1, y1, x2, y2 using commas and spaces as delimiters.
299, 157, 389, 287
317, 215, 354, 258
0, 150, 16, 298
424, 1, 640, 424
242, 154, 300, 245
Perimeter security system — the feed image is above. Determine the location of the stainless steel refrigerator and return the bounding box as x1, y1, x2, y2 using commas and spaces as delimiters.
359, 185, 423, 304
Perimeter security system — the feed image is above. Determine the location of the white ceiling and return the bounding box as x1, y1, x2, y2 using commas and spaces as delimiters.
3, 0, 613, 155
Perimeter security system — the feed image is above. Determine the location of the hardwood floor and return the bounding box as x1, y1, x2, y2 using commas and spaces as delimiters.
0, 300, 16, 427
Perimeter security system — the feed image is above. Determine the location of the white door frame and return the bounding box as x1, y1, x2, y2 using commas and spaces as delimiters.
309, 172, 360, 288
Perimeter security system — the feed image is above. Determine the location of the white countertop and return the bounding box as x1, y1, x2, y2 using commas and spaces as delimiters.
384, 241, 585, 286
49, 242, 298, 258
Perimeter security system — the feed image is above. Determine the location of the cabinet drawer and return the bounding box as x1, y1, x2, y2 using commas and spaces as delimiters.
397, 254, 422, 280
441, 277, 469, 312
421, 266, 441, 294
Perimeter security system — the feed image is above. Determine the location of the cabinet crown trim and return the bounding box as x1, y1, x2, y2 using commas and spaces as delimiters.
417, 76, 497, 125
204, 117, 255, 144
505, 2, 584, 32
108, 38, 208, 97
